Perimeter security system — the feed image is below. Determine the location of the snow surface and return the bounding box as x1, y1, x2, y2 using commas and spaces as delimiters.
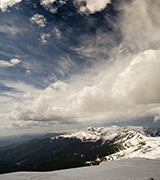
0, 158, 160, 180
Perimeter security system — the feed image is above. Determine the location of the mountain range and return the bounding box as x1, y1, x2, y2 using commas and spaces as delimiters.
0, 125, 160, 174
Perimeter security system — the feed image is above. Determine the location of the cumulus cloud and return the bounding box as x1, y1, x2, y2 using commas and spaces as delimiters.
40, 33, 51, 43
40, 0, 110, 14
0, 58, 21, 67
7, 50, 160, 125
30, 14, 47, 27
3, 50, 157, 123
67, 50, 159, 118
9, 81, 72, 121
40, 0, 57, 8
40, 26, 61, 43
74, 0, 111, 14
68, 50, 160, 122
112, 50, 160, 105
154, 116, 160, 122
0, 80, 42, 132
0, 0, 22, 11
53, 26, 61, 39
40, 0, 65, 13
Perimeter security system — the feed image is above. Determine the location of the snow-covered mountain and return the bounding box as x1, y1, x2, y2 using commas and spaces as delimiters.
105, 131, 160, 161
56, 125, 160, 141
0, 125, 160, 174
53, 126, 160, 161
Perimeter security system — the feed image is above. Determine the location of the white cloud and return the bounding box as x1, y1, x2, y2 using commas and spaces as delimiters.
0, 81, 42, 131
40, 0, 56, 5
74, 0, 111, 14
40, 0, 58, 13
26, 69, 31, 74
40, 0, 67, 13
10, 58, 21, 65
0, 0, 22, 11
0, 58, 21, 67
40, 0, 110, 14
30, 14, 47, 27
9, 81, 72, 121
148, 107, 160, 123
118, 0, 160, 54
112, 50, 160, 105
53, 27, 61, 39
6, 50, 160, 125
40, 33, 51, 43
154, 116, 160, 122
40, 27, 61, 43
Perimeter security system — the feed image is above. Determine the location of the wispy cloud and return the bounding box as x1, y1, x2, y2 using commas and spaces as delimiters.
117, 0, 160, 54
0, 24, 20, 34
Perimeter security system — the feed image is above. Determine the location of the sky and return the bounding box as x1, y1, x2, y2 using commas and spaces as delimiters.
0, 0, 160, 136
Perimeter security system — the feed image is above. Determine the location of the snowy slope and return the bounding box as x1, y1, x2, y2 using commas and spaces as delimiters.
0, 158, 160, 180
105, 131, 160, 161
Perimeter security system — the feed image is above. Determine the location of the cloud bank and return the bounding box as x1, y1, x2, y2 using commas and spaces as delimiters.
8, 50, 160, 125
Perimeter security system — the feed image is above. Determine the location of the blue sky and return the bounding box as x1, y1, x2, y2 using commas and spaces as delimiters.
0, 0, 160, 136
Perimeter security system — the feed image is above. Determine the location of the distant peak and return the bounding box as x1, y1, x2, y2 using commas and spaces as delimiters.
87, 127, 96, 131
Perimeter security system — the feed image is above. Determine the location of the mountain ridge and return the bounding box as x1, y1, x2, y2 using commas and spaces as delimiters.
53, 125, 160, 141
52, 125, 160, 161
0, 125, 160, 174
